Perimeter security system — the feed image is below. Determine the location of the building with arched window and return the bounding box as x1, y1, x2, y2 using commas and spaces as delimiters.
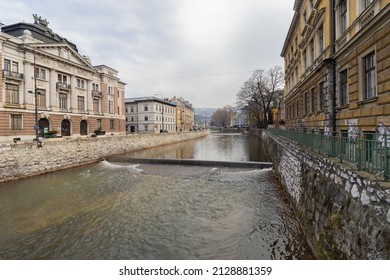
0, 15, 126, 142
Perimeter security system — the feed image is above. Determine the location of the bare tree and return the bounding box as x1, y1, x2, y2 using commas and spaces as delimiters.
236, 66, 284, 128
211, 106, 232, 127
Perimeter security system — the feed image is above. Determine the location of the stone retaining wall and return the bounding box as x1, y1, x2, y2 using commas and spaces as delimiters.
0, 130, 210, 183
260, 129, 390, 259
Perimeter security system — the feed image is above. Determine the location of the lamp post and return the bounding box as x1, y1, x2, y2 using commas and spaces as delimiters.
28, 49, 41, 147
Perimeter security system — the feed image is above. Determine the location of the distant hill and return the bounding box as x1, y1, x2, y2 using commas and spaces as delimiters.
195, 108, 217, 116
194, 108, 216, 127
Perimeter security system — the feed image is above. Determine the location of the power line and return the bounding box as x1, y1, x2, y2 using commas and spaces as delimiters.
127, 70, 254, 82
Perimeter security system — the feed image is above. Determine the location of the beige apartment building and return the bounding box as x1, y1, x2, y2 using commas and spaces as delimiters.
169, 96, 195, 131
125, 97, 177, 133
0, 15, 126, 142
281, 0, 390, 139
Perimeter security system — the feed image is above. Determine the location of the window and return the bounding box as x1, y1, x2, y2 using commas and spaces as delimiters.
109, 100, 114, 114
363, 52, 376, 99
4, 59, 11, 71
10, 115, 22, 130
92, 83, 99, 91
311, 88, 316, 113
317, 24, 324, 53
145, 125, 149, 131
108, 86, 114, 95
5, 83, 19, 104
3, 59, 21, 77
12, 62, 18, 73
58, 74, 68, 84
77, 96, 85, 111
37, 89, 46, 107
309, 0, 314, 12
97, 119, 102, 129
303, 50, 307, 71
318, 82, 324, 110
77, 79, 85, 89
144, 116, 149, 121
144, 106, 149, 111
304, 93, 308, 115
340, 69, 348, 106
110, 120, 114, 130
35, 67, 46, 80
340, 0, 347, 34
292, 103, 295, 119
93, 99, 99, 113
364, 0, 373, 9
309, 39, 314, 64
59, 93, 67, 110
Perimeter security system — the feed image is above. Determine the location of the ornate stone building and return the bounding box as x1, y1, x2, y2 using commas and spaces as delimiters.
281, 0, 390, 138
0, 15, 126, 142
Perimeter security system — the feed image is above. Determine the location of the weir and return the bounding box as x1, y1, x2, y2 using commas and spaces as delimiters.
108, 157, 273, 169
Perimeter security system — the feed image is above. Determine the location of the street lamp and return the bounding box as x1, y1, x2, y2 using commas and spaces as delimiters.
28, 50, 41, 147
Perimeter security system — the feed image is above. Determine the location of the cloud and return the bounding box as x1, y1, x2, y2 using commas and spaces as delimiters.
1, 0, 293, 108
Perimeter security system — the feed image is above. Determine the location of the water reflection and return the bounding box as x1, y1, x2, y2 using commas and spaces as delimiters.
126, 132, 269, 162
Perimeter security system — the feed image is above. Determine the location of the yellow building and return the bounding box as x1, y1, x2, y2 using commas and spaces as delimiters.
169, 96, 195, 131
282, 0, 390, 138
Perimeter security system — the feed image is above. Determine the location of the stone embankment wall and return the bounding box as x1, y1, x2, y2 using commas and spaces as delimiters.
259, 130, 390, 259
0, 130, 210, 183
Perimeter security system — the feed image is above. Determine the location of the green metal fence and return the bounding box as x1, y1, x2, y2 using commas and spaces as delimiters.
267, 128, 390, 181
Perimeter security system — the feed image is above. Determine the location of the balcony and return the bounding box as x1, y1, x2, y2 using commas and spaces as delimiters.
2, 70, 24, 80
92, 90, 103, 98
360, 5, 376, 28
56, 82, 71, 91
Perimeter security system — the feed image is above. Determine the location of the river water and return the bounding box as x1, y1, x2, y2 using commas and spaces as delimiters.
0, 132, 314, 259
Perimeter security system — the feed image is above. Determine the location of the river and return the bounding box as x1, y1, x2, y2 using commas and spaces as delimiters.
0, 132, 314, 259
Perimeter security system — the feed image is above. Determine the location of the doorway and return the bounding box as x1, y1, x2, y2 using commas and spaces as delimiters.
80, 120, 88, 135
61, 119, 71, 136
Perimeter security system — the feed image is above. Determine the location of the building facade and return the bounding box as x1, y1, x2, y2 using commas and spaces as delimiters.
125, 97, 177, 133
169, 96, 195, 131
0, 15, 126, 142
281, 0, 390, 138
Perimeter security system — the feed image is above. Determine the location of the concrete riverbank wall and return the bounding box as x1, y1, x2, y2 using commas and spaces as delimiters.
0, 130, 210, 183
256, 129, 390, 259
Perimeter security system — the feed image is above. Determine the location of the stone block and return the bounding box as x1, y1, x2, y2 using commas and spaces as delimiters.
372, 105, 384, 116
377, 68, 390, 84
377, 92, 390, 105
358, 117, 377, 126
352, 110, 362, 118
361, 107, 372, 117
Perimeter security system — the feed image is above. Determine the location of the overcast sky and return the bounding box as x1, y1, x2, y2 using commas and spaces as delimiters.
1, 0, 293, 108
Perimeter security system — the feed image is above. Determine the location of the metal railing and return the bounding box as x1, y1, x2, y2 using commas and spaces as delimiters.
3, 70, 24, 80
267, 128, 390, 181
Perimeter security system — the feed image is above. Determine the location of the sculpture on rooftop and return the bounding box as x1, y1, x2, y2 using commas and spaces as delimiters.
33, 14, 49, 27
